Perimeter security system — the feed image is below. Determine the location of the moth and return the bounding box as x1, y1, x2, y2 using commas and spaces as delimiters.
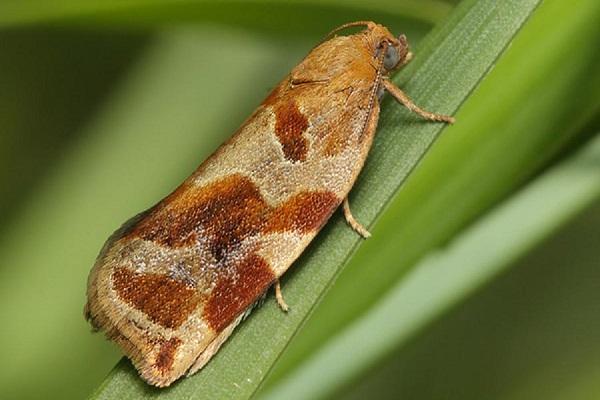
85, 21, 454, 387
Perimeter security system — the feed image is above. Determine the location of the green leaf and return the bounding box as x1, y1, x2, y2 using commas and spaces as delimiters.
86, 0, 548, 399
267, 0, 600, 384
259, 133, 600, 400
0, 0, 452, 30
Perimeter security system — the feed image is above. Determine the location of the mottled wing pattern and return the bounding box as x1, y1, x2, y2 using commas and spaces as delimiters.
85, 32, 383, 387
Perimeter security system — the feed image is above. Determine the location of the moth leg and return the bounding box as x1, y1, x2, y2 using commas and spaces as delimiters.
274, 280, 290, 312
382, 79, 455, 123
343, 197, 371, 238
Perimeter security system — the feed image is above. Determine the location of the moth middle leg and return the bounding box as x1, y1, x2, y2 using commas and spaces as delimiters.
343, 198, 371, 238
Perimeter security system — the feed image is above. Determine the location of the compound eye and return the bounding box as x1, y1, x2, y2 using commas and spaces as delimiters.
383, 45, 400, 70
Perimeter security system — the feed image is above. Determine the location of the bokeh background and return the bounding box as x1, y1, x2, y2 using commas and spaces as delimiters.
0, 1, 598, 399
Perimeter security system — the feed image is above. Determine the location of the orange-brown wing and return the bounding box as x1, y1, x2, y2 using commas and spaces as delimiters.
85, 30, 382, 387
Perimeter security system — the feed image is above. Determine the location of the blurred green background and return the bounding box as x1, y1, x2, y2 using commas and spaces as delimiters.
0, 1, 598, 399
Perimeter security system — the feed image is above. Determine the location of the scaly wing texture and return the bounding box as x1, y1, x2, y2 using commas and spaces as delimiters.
85, 29, 385, 387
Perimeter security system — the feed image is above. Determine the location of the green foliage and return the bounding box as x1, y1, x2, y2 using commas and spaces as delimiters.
260, 134, 600, 400
0, 1, 598, 400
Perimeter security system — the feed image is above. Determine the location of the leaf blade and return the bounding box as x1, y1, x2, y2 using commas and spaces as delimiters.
268, 0, 600, 386
260, 132, 600, 399
87, 0, 546, 399
0, 0, 452, 29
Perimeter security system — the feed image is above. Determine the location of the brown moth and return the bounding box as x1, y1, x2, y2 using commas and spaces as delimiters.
85, 21, 454, 387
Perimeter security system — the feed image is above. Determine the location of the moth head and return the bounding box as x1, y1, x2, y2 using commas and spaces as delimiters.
325, 21, 413, 72
380, 34, 412, 72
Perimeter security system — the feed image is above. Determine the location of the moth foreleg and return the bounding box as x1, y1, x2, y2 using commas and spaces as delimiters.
382, 79, 455, 124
